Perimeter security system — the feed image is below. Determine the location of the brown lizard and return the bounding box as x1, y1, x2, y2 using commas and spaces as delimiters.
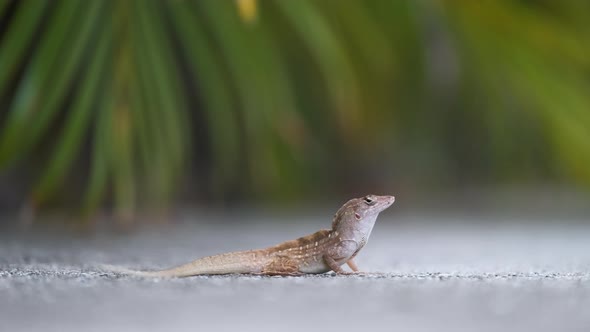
105, 194, 394, 277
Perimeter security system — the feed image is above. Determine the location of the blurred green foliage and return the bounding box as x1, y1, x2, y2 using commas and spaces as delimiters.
0, 0, 589, 222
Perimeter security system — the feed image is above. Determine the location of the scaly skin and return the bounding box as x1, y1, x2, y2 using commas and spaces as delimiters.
107, 194, 395, 277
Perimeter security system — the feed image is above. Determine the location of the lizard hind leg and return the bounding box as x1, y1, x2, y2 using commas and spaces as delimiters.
261, 256, 302, 276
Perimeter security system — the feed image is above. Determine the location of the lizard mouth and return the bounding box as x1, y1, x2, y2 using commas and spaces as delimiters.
376, 195, 395, 211
384, 195, 395, 208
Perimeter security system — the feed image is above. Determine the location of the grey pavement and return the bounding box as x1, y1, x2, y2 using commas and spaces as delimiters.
1, 211, 590, 332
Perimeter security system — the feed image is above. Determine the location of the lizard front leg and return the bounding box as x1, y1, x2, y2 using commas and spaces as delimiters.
324, 255, 348, 274
346, 259, 359, 272
324, 239, 359, 275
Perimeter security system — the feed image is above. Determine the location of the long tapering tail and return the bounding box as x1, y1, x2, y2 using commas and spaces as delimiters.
100, 250, 267, 278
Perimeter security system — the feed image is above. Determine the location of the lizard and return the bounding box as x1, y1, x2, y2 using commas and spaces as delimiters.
104, 194, 395, 277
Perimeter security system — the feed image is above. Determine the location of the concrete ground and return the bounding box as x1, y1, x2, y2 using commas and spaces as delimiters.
1, 210, 590, 332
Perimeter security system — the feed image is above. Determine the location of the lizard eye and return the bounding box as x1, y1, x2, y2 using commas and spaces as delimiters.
363, 196, 375, 206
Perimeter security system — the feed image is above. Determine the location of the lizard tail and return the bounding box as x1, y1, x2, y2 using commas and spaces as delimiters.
99, 264, 158, 277
100, 250, 267, 278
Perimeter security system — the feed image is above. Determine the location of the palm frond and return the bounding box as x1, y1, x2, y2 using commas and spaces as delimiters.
0, 0, 589, 223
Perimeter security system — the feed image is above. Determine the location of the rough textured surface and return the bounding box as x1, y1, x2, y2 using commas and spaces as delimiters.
1, 211, 590, 332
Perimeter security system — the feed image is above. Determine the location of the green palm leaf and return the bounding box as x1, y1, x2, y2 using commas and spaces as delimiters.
0, 0, 589, 224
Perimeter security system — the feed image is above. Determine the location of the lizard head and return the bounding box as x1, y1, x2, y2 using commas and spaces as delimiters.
331, 194, 395, 230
